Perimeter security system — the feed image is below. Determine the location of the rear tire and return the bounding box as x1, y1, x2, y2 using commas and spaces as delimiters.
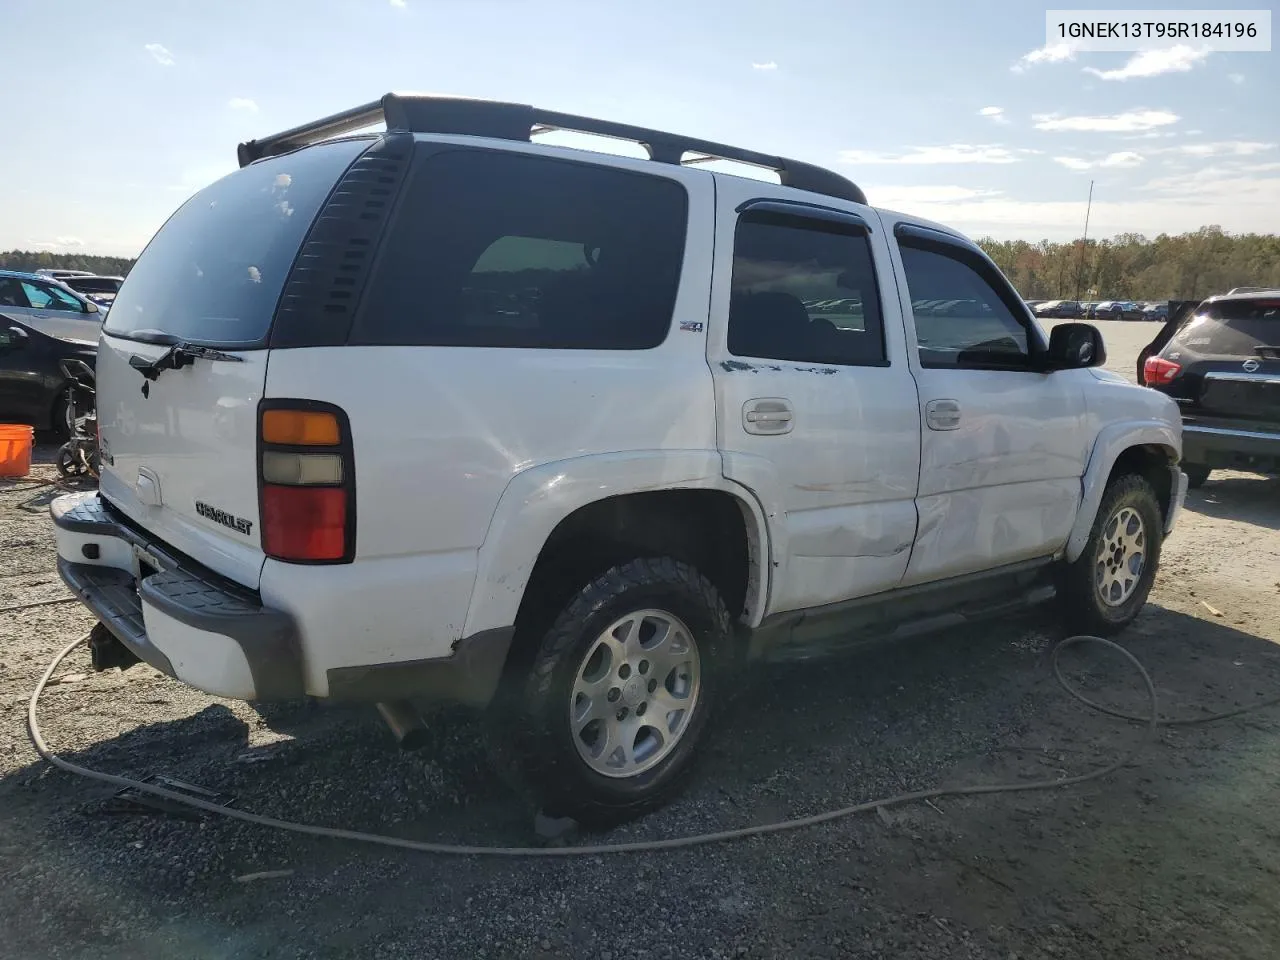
488, 556, 731, 825
1183, 463, 1211, 488
1059, 474, 1164, 637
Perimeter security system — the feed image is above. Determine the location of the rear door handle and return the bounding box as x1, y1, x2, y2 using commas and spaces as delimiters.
743, 398, 794, 435
925, 398, 961, 431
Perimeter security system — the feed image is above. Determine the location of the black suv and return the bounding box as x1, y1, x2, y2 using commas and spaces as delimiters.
1142, 290, 1280, 486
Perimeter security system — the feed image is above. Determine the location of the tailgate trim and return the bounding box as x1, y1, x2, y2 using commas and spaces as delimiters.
1204, 371, 1280, 385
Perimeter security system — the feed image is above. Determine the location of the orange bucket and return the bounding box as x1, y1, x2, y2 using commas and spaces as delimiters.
0, 424, 34, 478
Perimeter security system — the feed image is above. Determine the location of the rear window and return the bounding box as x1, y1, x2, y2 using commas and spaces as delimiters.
1167, 298, 1280, 359
102, 139, 367, 347
352, 149, 688, 349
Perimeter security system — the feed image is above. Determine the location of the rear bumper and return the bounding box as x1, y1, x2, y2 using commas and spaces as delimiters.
1182, 422, 1280, 472
52, 491, 304, 701
51, 490, 513, 706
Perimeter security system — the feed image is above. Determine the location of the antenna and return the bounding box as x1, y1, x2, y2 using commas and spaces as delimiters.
1074, 179, 1094, 304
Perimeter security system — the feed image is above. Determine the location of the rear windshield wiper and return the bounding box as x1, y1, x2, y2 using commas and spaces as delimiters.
129, 339, 244, 382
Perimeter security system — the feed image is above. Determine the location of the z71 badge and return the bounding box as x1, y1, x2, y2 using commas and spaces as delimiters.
195, 501, 254, 536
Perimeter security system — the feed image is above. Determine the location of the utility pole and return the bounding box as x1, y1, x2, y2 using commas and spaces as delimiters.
1074, 180, 1094, 303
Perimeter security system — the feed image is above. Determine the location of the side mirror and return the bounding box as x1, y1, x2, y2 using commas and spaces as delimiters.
84, 300, 100, 314
1044, 322, 1105, 371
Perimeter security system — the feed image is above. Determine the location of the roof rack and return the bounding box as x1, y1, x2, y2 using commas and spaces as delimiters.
235, 92, 867, 206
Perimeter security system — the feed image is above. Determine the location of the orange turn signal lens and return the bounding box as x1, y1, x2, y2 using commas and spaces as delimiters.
261, 409, 341, 446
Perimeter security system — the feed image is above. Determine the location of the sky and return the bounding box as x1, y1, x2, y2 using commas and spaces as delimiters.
3, 0, 1277, 257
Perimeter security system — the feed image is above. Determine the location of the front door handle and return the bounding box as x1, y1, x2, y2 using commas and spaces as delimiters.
925, 398, 961, 431
743, 398, 794, 435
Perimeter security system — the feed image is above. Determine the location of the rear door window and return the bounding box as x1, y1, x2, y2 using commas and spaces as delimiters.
353, 149, 688, 350
101, 138, 368, 347
727, 210, 887, 366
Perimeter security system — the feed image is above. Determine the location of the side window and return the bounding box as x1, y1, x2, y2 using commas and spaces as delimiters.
898, 242, 1030, 370
22, 281, 83, 313
354, 150, 688, 349
0, 279, 31, 308
727, 211, 887, 366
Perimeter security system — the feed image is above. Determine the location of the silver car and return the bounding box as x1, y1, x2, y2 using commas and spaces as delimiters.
0, 269, 105, 343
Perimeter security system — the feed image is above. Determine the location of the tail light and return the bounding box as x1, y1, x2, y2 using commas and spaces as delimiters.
258, 403, 355, 563
1143, 356, 1182, 386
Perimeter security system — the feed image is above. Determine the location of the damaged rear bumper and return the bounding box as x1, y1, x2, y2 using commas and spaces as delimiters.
52, 491, 304, 701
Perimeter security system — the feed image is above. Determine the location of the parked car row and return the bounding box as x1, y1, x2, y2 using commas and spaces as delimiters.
33, 268, 124, 307
1025, 299, 1168, 321
0, 268, 104, 435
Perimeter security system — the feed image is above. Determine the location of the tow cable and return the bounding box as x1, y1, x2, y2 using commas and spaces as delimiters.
26, 632, 1280, 858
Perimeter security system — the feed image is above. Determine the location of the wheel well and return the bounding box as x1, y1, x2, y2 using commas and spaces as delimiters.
511, 490, 756, 659
1109, 444, 1175, 520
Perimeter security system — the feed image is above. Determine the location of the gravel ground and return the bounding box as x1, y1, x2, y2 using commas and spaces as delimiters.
3, 320, 1280, 960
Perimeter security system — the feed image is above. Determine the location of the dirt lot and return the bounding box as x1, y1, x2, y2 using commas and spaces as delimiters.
2, 320, 1279, 960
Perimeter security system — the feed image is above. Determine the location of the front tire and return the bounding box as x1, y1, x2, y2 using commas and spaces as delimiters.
492, 557, 731, 825
1059, 474, 1164, 636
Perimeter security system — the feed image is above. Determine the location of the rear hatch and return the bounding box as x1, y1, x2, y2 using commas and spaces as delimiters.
1156, 296, 1280, 427
96, 138, 369, 589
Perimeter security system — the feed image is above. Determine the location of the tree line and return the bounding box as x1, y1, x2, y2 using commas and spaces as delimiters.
0, 250, 135, 277
977, 226, 1280, 302
6, 224, 1279, 303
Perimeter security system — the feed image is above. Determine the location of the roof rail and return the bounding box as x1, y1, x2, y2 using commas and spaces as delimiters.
236, 92, 868, 206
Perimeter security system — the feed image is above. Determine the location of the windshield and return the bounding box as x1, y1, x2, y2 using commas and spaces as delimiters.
102, 138, 366, 347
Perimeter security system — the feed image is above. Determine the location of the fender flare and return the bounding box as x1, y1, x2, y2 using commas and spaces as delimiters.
1064, 420, 1180, 562
460, 451, 773, 638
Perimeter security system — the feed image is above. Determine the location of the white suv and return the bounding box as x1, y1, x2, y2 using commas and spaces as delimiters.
53, 94, 1187, 823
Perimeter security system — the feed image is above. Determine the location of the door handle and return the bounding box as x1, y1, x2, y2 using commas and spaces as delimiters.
925, 398, 961, 431
743, 398, 794, 435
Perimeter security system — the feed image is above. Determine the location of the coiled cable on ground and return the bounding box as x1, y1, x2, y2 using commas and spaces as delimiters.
24, 632, 1279, 858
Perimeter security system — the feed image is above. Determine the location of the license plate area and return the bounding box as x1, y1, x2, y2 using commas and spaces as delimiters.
1200, 378, 1280, 421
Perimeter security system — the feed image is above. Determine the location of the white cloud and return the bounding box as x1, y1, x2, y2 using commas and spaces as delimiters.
1083, 45, 1209, 81
30, 237, 86, 250
390, 0, 406, 6
1033, 110, 1178, 133
1175, 140, 1274, 157
1228, 73, 1245, 84
751, 61, 778, 71
978, 106, 1010, 125
144, 43, 175, 67
1102, 151, 1145, 168
840, 144, 1022, 165
1053, 151, 1145, 171
1012, 41, 1076, 72
228, 97, 259, 113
